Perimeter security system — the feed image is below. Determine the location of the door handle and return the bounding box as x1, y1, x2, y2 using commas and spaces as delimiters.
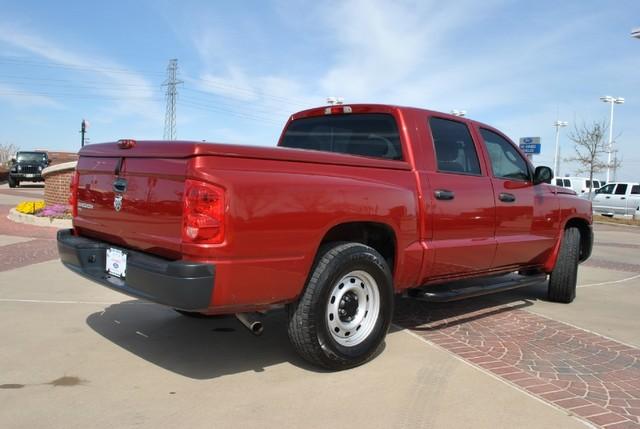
499, 192, 516, 203
434, 189, 455, 200
606, 196, 611, 199
621, 197, 626, 200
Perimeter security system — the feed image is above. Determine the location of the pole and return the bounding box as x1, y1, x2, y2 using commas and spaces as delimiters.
553, 125, 561, 176
606, 101, 614, 182
81, 120, 86, 148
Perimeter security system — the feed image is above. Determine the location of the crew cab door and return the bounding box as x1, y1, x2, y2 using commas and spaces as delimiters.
418, 116, 496, 279
476, 127, 557, 268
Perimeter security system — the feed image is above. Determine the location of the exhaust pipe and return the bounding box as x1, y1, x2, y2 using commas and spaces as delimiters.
235, 313, 264, 336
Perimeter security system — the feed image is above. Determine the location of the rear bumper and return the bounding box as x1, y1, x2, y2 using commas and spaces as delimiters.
57, 229, 215, 310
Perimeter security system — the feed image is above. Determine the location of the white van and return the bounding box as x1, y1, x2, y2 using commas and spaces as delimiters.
592, 182, 640, 217
554, 177, 603, 195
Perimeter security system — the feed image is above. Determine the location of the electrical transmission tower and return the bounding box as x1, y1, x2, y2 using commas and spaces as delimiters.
162, 59, 183, 140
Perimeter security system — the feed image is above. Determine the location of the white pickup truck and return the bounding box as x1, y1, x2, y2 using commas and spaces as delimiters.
592, 182, 640, 217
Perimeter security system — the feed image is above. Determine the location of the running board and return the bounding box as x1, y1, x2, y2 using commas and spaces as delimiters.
407, 273, 547, 303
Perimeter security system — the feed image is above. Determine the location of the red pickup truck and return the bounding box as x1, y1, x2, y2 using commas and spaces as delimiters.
58, 104, 593, 369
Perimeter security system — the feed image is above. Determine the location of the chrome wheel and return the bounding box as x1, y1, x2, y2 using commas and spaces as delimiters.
326, 270, 380, 347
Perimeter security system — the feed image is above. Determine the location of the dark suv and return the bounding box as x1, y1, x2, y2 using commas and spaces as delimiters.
8, 151, 50, 188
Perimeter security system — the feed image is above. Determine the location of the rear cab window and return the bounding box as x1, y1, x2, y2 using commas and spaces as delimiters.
280, 113, 403, 160
631, 185, 640, 195
428, 117, 481, 175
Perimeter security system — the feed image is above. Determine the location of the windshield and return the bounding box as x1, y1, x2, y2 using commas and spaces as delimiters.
16, 152, 47, 163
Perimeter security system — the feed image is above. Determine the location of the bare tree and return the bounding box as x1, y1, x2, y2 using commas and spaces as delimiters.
0, 143, 20, 166
566, 121, 619, 198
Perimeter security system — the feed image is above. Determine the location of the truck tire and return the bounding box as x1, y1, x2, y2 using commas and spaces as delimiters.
287, 242, 394, 370
8, 176, 18, 188
548, 227, 580, 303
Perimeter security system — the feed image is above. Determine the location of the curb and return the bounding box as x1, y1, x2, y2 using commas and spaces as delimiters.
7, 208, 72, 228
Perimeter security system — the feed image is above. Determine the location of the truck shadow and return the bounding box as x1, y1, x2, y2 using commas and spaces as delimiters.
86, 302, 322, 379
86, 281, 547, 379
391, 280, 547, 333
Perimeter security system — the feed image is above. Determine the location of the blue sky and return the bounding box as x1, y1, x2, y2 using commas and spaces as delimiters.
1, 0, 639, 180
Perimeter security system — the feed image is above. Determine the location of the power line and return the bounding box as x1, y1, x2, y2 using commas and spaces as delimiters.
162, 59, 183, 140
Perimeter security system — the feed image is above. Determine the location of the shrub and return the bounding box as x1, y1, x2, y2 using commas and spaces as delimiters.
15, 200, 45, 214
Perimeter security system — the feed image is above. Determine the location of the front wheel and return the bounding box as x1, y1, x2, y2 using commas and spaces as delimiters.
8, 176, 18, 188
287, 242, 393, 370
548, 227, 580, 303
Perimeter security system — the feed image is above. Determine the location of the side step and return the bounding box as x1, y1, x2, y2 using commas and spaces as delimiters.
407, 273, 548, 303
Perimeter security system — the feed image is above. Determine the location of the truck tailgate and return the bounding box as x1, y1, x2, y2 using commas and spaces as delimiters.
74, 155, 186, 259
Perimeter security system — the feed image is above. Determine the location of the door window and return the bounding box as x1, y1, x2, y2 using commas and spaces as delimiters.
429, 117, 482, 175
555, 178, 563, 186
480, 128, 530, 181
615, 184, 628, 195
563, 179, 571, 187
597, 184, 615, 194
631, 185, 640, 195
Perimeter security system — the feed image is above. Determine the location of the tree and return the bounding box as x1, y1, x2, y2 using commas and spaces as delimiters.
566, 121, 620, 198
0, 143, 20, 166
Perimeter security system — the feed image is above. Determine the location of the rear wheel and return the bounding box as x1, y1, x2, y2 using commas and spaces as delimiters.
548, 227, 580, 303
288, 242, 393, 370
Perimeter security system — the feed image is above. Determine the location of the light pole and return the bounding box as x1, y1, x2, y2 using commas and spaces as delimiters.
600, 96, 624, 182
450, 109, 466, 117
553, 120, 568, 177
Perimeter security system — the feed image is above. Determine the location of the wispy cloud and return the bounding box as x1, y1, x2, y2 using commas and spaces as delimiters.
0, 23, 162, 121
0, 82, 61, 108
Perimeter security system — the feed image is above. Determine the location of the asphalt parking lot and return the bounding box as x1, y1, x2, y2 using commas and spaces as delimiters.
1, 183, 639, 429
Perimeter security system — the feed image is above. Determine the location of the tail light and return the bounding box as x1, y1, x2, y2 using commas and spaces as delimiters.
69, 170, 79, 217
182, 179, 226, 244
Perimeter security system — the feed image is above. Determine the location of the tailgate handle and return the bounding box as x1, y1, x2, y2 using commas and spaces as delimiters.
113, 177, 127, 193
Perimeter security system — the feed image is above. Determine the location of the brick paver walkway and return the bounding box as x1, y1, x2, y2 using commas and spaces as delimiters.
395, 298, 640, 428
0, 204, 58, 272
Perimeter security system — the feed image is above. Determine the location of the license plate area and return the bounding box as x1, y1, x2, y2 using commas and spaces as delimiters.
106, 248, 127, 278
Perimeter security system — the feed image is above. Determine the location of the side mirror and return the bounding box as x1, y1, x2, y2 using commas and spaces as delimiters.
10, 158, 16, 163
533, 166, 553, 184
47, 159, 51, 165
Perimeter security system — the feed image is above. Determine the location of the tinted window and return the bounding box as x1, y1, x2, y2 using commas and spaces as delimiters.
564, 179, 571, 187
593, 181, 600, 188
615, 184, 628, 195
280, 114, 402, 160
597, 184, 615, 194
586, 180, 592, 188
428, 117, 481, 175
555, 179, 563, 186
480, 129, 530, 181
630, 185, 640, 194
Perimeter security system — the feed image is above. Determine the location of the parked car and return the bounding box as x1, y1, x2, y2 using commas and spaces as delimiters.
8, 151, 49, 188
57, 104, 593, 369
554, 176, 603, 195
591, 182, 640, 217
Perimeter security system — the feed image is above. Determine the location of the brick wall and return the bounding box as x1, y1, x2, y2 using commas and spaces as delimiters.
43, 162, 77, 207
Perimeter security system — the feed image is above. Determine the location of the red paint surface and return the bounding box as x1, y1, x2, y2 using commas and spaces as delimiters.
71, 104, 592, 312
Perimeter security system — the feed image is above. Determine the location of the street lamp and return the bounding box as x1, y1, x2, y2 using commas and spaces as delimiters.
600, 96, 624, 182
553, 120, 568, 177
450, 109, 466, 117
